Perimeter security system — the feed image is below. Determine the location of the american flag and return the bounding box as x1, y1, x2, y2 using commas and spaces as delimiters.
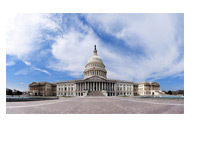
92, 67, 95, 70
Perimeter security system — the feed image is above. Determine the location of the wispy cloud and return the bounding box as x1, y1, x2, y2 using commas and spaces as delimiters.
32, 67, 51, 76
6, 61, 15, 66
14, 68, 30, 75
21, 59, 31, 66
14, 66, 51, 76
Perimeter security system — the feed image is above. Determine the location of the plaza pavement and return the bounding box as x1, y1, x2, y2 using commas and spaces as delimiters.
6, 96, 184, 114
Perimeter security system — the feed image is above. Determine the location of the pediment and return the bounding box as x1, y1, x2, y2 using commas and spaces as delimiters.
84, 76, 107, 82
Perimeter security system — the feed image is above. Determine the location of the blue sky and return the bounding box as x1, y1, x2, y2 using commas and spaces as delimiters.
6, 13, 184, 91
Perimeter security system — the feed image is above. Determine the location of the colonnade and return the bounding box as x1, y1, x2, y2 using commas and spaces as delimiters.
84, 70, 106, 78
76, 82, 115, 92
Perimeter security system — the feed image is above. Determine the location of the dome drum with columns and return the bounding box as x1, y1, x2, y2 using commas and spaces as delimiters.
84, 45, 107, 79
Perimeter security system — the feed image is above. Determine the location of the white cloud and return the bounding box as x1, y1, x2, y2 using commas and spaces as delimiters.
49, 28, 100, 77
6, 13, 59, 63
14, 68, 30, 75
6, 61, 15, 66
14, 67, 51, 76
21, 59, 31, 66
32, 67, 51, 76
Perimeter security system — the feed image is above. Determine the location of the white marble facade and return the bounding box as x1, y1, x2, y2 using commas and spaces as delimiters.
57, 78, 134, 96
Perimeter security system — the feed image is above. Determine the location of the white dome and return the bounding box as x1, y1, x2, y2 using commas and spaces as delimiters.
87, 55, 103, 64
84, 45, 107, 79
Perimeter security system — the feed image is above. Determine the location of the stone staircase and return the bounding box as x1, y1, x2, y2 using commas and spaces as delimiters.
155, 90, 165, 95
87, 91, 104, 96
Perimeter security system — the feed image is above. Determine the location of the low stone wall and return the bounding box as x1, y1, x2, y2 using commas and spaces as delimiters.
6, 96, 59, 102
134, 95, 184, 99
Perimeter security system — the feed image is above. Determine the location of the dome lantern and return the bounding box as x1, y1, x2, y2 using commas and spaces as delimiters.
93, 45, 97, 55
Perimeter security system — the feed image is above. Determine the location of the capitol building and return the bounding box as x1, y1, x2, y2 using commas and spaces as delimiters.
29, 45, 164, 96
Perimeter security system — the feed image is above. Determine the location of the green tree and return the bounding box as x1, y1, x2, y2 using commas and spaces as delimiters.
13, 89, 23, 95
6, 88, 13, 95
167, 90, 172, 95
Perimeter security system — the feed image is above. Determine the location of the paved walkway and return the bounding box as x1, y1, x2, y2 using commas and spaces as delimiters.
6, 96, 184, 114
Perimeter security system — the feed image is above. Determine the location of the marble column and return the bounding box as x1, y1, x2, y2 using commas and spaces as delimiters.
107, 82, 108, 90
112, 83, 114, 91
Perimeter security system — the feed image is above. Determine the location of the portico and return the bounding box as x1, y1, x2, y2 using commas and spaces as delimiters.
73, 76, 116, 96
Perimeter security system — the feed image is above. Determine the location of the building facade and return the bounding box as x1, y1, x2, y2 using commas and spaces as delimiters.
29, 45, 164, 97
29, 82, 56, 96
57, 78, 134, 97
137, 82, 164, 96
